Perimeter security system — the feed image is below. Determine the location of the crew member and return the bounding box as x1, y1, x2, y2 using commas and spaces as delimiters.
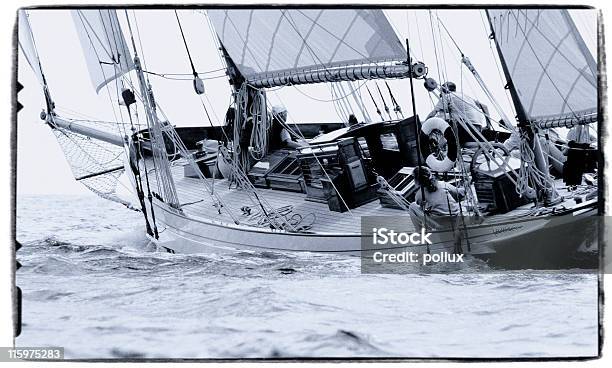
566, 124, 597, 148
502, 128, 587, 178
426, 81, 488, 145
563, 124, 597, 185
408, 165, 472, 253
409, 166, 465, 216
269, 105, 307, 150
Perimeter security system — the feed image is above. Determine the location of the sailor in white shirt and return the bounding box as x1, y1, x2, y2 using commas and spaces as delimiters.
426, 81, 488, 144
566, 125, 597, 147
270, 105, 307, 150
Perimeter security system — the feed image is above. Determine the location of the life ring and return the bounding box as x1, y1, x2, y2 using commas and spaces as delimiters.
419, 117, 458, 172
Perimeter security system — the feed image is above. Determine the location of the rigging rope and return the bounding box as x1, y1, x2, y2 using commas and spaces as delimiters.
365, 84, 384, 120
503, 10, 583, 120
434, 13, 465, 57
385, 81, 403, 118
336, 82, 356, 122
351, 81, 373, 122
479, 10, 516, 117
143, 70, 226, 81
375, 83, 392, 120
260, 86, 357, 217
126, 11, 181, 208
376, 176, 411, 211
174, 10, 205, 94
109, 12, 162, 236
275, 117, 356, 217
291, 79, 369, 103
63, 11, 150, 215
217, 146, 299, 231
406, 37, 430, 232
174, 10, 197, 78
243, 205, 316, 232
248, 87, 269, 160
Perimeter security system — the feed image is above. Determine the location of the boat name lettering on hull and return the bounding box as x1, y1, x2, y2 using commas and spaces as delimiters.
492, 225, 523, 236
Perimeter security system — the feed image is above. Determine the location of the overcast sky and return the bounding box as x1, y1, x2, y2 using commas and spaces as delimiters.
17, 8, 597, 195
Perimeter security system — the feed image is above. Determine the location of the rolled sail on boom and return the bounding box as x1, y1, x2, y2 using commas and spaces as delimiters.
486, 9, 597, 127
207, 9, 408, 88
72, 9, 134, 93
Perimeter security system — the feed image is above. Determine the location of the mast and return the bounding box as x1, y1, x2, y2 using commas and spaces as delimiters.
484, 10, 529, 128
406, 38, 428, 232
219, 41, 244, 89
218, 39, 262, 169
125, 13, 181, 210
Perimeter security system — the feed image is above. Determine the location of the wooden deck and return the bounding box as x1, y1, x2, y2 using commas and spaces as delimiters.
147, 160, 595, 235
148, 162, 404, 234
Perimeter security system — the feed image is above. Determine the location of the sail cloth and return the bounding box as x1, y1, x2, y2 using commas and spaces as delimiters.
18, 10, 45, 84
72, 10, 134, 93
487, 9, 597, 125
207, 9, 407, 87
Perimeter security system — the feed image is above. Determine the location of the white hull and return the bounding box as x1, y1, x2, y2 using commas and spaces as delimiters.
148, 197, 598, 268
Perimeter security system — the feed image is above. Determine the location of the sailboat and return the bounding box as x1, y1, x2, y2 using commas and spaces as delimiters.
17, 8, 600, 268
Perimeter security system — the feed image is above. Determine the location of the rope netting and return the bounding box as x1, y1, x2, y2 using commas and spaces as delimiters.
50, 121, 130, 206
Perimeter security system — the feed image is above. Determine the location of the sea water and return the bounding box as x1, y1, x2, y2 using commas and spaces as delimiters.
16, 195, 599, 359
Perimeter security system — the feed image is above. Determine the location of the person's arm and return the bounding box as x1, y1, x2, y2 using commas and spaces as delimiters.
285, 140, 303, 149
414, 190, 423, 206
503, 131, 520, 152
426, 110, 437, 120
280, 128, 292, 144
426, 98, 444, 119
280, 128, 307, 149
444, 182, 465, 201
588, 129, 597, 147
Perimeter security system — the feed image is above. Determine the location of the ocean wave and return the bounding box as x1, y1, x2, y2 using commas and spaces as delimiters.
15, 195, 599, 358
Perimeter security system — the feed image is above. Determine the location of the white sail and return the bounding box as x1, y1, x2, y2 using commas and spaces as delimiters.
207, 9, 406, 86
18, 10, 45, 84
487, 9, 597, 124
72, 9, 134, 93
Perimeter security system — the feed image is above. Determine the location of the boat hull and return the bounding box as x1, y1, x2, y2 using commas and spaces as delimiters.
149, 199, 598, 268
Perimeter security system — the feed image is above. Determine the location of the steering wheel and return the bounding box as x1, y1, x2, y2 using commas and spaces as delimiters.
470, 142, 512, 177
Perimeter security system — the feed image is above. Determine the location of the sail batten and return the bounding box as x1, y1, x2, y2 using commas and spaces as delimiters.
72, 9, 134, 93
487, 9, 597, 124
208, 9, 406, 87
